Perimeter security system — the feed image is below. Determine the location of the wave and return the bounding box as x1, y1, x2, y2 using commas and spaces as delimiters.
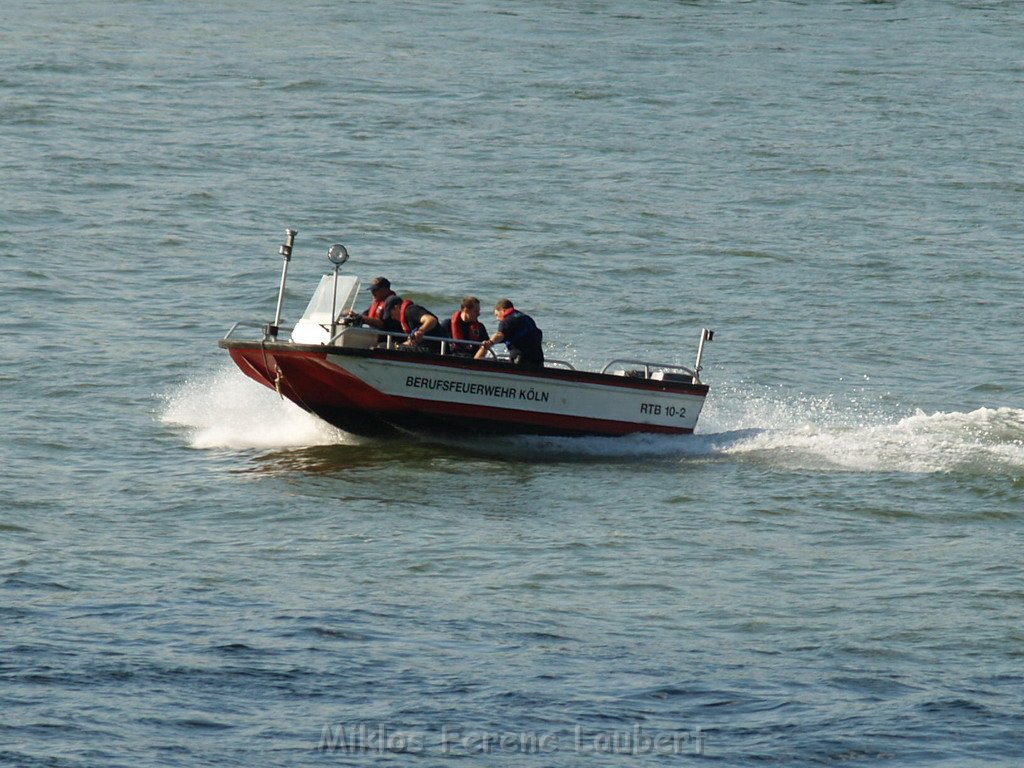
700, 387, 1024, 474
161, 368, 1024, 475
479, 389, 1024, 475
160, 365, 350, 450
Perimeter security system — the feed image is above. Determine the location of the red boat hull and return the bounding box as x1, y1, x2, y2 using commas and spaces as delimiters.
221, 340, 709, 439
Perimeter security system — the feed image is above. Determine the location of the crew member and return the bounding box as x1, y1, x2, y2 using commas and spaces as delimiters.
474, 298, 544, 368
348, 276, 395, 329
384, 295, 440, 351
438, 296, 488, 356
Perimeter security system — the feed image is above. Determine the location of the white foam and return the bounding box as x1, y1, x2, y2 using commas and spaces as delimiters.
161, 365, 350, 450
161, 370, 1024, 474
477, 387, 1024, 475
701, 387, 1024, 474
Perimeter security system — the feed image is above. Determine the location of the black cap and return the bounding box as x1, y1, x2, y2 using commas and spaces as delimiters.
382, 295, 402, 315
368, 277, 391, 292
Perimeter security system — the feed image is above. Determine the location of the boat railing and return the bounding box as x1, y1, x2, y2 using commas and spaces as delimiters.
325, 326, 501, 360
223, 321, 273, 340
354, 328, 576, 369
223, 322, 579, 369
600, 358, 698, 382
539, 359, 575, 370
367, 328, 500, 359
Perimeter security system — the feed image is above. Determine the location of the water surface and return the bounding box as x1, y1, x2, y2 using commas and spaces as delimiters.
3, 2, 1023, 766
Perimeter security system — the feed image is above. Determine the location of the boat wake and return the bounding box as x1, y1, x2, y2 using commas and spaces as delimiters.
699, 386, 1024, 475
161, 368, 1024, 475
161, 365, 350, 450
468, 387, 1024, 476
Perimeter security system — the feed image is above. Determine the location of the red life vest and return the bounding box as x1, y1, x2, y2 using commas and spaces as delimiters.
397, 299, 415, 333
367, 290, 396, 321
449, 310, 486, 342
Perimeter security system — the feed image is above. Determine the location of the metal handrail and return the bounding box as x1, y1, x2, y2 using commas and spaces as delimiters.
328, 327, 502, 360
599, 358, 697, 378
223, 321, 283, 341
225, 322, 576, 369
224, 322, 495, 363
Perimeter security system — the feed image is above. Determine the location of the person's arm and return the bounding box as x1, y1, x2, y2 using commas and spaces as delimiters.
361, 314, 385, 330
474, 331, 504, 359
347, 308, 385, 329
406, 313, 438, 345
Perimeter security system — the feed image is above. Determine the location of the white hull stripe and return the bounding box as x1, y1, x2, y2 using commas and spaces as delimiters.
330, 356, 706, 431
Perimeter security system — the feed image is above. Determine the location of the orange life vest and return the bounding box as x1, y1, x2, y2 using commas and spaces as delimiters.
397, 299, 414, 333
367, 290, 396, 321
449, 310, 486, 342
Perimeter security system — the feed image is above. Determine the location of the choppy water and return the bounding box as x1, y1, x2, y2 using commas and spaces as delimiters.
3, 1, 1023, 766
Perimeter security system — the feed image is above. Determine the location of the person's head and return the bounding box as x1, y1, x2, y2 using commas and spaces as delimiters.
460, 296, 481, 321
494, 298, 514, 319
368, 277, 391, 297
383, 295, 403, 320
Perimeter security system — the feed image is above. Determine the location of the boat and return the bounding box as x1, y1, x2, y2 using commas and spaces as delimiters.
219, 230, 713, 439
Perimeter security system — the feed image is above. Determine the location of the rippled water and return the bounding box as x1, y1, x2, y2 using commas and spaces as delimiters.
3, 2, 1023, 766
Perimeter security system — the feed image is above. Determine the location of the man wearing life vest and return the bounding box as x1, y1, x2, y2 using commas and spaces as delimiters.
475, 298, 544, 368
349, 276, 396, 329
383, 295, 441, 351
438, 296, 489, 356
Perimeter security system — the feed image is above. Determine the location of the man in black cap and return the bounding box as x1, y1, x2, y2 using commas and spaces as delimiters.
348, 277, 395, 329
384, 295, 441, 352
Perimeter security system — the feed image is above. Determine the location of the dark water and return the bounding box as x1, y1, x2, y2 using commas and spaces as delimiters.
3, 1, 1023, 766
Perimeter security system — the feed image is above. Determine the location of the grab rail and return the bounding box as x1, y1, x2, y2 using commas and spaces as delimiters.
334, 328, 570, 368
330, 327, 502, 360
224, 322, 576, 369
223, 321, 283, 341
599, 358, 697, 379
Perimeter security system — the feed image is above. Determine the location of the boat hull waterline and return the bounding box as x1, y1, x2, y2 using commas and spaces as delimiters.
221, 341, 709, 439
